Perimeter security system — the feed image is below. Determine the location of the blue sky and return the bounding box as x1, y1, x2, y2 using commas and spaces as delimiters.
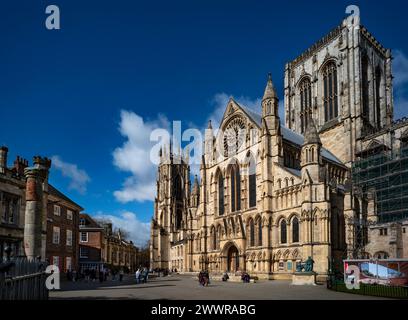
1, 0, 407, 247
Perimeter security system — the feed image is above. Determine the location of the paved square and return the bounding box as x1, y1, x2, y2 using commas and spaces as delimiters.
50, 274, 385, 300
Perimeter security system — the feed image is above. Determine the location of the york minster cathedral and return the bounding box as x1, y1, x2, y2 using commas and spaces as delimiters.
150, 14, 408, 280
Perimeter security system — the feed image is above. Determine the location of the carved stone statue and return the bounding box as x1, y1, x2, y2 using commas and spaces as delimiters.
304, 256, 315, 272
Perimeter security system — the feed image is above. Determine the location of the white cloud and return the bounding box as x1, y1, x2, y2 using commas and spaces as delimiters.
393, 50, 408, 88
94, 211, 150, 248
51, 156, 90, 194
393, 49, 408, 118
113, 110, 170, 203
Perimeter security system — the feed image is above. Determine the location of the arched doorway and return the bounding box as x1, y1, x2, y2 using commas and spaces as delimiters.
227, 245, 239, 272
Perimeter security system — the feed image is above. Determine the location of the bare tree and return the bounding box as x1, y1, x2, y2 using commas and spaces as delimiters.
114, 227, 130, 240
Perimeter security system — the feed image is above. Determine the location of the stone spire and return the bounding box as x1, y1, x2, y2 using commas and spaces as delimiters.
303, 117, 321, 145
204, 119, 214, 164
262, 73, 277, 101
207, 120, 212, 130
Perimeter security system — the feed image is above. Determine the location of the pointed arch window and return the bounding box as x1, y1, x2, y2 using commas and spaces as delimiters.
257, 218, 262, 246
249, 219, 255, 247
375, 67, 382, 129
230, 166, 241, 212
174, 175, 183, 200
323, 61, 338, 122
292, 217, 299, 243
280, 220, 287, 244
299, 78, 312, 133
218, 173, 224, 216
212, 227, 217, 250
362, 55, 370, 123
216, 225, 222, 249
175, 209, 182, 230
248, 159, 257, 208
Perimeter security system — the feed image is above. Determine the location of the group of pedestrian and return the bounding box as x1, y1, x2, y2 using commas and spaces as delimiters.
82, 268, 110, 282
66, 269, 78, 282
135, 267, 149, 284
198, 270, 210, 286
241, 271, 251, 283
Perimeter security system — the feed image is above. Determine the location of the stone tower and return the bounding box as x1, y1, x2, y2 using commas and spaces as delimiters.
284, 15, 393, 166
150, 145, 191, 270
23, 156, 51, 261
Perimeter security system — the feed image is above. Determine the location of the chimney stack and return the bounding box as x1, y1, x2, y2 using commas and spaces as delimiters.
0, 146, 8, 174
14, 156, 29, 177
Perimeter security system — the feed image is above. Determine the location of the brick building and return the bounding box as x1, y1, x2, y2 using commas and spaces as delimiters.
1, 145, 84, 268
78, 213, 139, 272
78, 213, 105, 272
46, 185, 83, 272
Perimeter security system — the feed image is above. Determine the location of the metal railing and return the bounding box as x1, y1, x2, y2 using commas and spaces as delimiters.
327, 277, 408, 299
0, 248, 49, 300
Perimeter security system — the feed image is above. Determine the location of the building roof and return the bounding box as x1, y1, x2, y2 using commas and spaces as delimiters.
79, 213, 104, 229
48, 184, 84, 211
235, 101, 343, 165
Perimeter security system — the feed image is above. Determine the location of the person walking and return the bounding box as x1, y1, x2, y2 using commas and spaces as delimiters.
135, 268, 140, 284
119, 268, 124, 282
204, 270, 210, 286
72, 269, 77, 282
91, 268, 96, 282
144, 268, 149, 282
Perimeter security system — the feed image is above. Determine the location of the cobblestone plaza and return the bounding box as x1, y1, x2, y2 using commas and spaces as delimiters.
50, 274, 384, 300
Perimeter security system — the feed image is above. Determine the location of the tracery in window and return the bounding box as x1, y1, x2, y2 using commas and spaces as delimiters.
323, 61, 338, 122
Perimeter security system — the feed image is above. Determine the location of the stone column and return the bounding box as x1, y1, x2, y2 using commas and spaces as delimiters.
23, 157, 51, 261
24, 169, 43, 260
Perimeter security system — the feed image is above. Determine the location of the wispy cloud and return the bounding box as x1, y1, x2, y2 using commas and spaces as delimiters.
113, 110, 170, 203
51, 156, 90, 194
94, 211, 150, 248
393, 49, 408, 119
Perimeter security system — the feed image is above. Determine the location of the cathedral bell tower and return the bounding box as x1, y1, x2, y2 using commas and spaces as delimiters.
151, 144, 191, 270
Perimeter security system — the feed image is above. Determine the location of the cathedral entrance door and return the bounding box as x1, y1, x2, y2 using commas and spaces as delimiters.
227, 245, 239, 272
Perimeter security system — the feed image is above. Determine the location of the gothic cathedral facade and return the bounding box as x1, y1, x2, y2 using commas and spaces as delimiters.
150, 14, 408, 280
